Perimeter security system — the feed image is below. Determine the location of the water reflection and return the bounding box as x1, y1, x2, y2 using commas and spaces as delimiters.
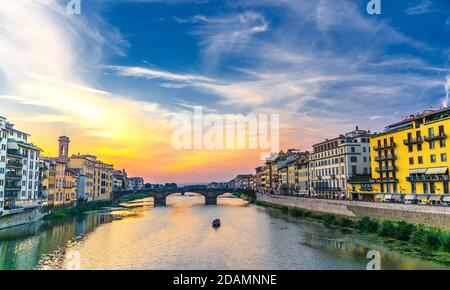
0, 214, 113, 270
0, 195, 447, 270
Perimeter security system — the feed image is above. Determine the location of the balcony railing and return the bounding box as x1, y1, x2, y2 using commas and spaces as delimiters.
6, 150, 25, 158
375, 166, 398, 173
313, 186, 341, 191
407, 175, 449, 182
5, 173, 22, 180
424, 134, 447, 142
4, 185, 21, 191
403, 137, 423, 145
373, 143, 396, 151
374, 155, 397, 162
372, 178, 398, 183
6, 161, 23, 168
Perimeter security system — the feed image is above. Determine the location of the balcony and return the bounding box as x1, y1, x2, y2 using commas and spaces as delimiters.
313, 186, 341, 191
407, 175, 449, 182
424, 134, 447, 142
4, 189, 19, 197
6, 150, 24, 159
372, 178, 398, 183
374, 155, 397, 162
5, 181, 21, 191
5, 172, 22, 180
373, 143, 396, 151
375, 166, 398, 173
6, 161, 23, 169
403, 137, 423, 145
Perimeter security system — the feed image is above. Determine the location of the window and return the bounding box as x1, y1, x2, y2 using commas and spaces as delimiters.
363, 147, 367, 153
430, 154, 436, 163
441, 153, 447, 162
444, 182, 449, 194
429, 141, 435, 149
424, 183, 429, 194
417, 143, 422, 151
408, 146, 413, 152
351, 147, 355, 153
428, 128, 435, 138
439, 125, 444, 136
411, 183, 416, 194
409, 157, 414, 165
350, 156, 357, 162
440, 139, 446, 148
418, 156, 423, 164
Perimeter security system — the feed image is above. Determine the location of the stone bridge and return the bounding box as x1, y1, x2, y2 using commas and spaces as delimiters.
113, 187, 255, 206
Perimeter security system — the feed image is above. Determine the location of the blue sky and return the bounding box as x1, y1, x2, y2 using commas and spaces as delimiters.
96, 0, 450, 132
0, 0, 449, 182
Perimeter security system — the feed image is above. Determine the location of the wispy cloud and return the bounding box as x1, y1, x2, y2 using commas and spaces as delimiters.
442, 76, 450, 108
405, 0, 437, 15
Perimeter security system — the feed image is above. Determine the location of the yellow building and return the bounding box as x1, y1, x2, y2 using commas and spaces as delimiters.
69, 154, 113, 202
53, 161, 66, 207
47, 162, 56, 207
63, 169, 76, 206
295, 155, 310, 195
349, 108, 450, 204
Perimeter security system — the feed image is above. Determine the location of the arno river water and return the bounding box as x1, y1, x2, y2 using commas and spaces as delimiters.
0, 194, 447, 270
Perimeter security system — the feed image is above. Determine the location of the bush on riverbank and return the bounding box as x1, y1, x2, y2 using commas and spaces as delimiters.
118, 193, 151, 202
357, 216, 450, 252
255, 200, 450, 254
44, 200, 113, 220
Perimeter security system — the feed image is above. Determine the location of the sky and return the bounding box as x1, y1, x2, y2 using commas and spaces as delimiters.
0, 0, 449, 183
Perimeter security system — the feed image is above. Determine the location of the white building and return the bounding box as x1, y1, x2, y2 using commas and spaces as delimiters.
309, 126, 371, 199
0, 116, 41, 215
127, 177, 144, 190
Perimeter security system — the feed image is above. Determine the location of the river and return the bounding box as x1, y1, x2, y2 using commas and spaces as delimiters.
0, 194, 447, 270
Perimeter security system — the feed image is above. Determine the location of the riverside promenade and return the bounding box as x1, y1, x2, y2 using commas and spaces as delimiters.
256, 193, 450, 231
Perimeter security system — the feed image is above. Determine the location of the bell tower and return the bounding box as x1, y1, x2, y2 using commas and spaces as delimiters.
58, 136, 70, 163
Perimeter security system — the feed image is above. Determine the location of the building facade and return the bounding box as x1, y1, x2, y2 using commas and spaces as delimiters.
113, 169, 128, 191
309, 127, 371, 199
0, 116, 41, 214
350, 108, 450, 203
69, 154, 113, 202
127, 177, 144, 190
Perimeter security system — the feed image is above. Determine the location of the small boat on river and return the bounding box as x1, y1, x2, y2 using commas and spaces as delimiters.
212, 218, 221, 228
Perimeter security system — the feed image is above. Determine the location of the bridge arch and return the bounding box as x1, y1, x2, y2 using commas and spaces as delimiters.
114, 188, 253, 207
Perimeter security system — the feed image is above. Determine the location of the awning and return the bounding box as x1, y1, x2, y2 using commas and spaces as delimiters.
384, 194, 392, 200
429, 195, 443, 201
391, 194, 403, 200
375, 194, 384, 200
425, 167, 448, 175
404, 194, 417, 200
443, 195, 450, 202
409, 168, 427, 174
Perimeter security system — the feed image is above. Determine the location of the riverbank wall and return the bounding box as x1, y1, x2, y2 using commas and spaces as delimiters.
256, 194, 450, 231
0, 207, 45, 230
